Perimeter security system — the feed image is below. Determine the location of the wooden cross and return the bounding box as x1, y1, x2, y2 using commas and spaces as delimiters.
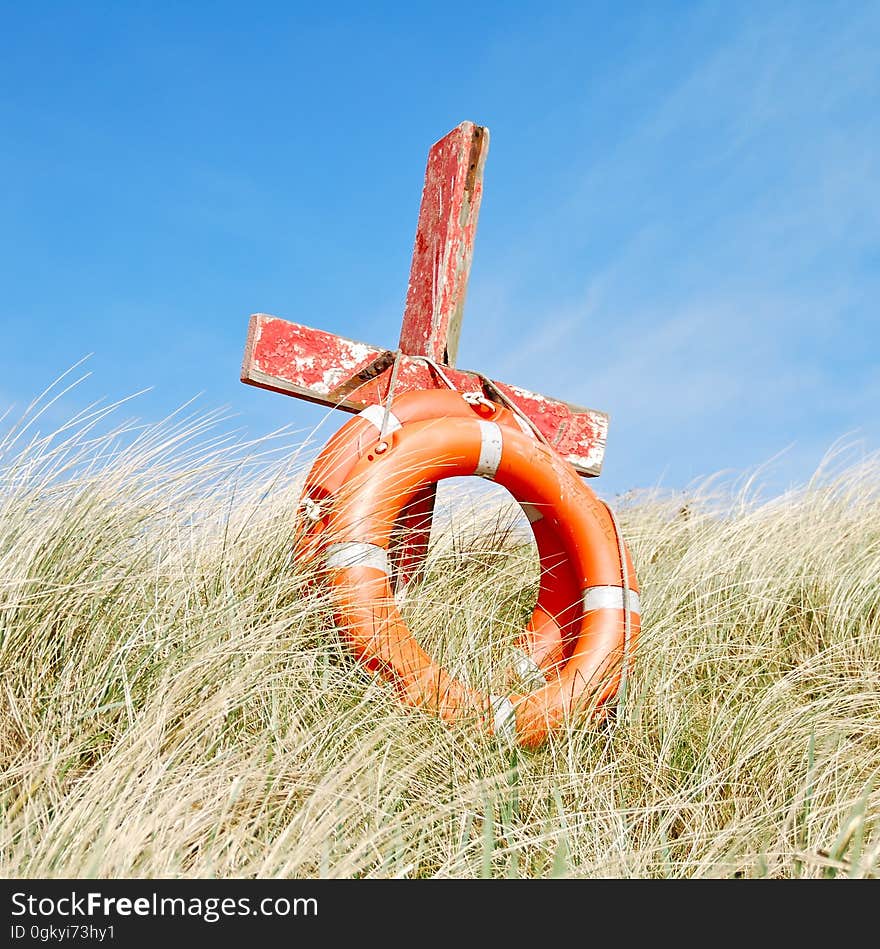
241, 121, 609, 587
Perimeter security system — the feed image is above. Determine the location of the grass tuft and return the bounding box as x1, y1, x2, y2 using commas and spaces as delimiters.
1, 390, 878, 878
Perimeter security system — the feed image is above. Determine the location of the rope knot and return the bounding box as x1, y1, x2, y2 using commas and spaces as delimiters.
300, 497, 323, 522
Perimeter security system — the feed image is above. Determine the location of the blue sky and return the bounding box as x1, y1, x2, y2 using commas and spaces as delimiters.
2, 1, 878, 497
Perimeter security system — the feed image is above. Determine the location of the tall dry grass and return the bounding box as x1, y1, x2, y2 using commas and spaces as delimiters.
1, 378, 878, 878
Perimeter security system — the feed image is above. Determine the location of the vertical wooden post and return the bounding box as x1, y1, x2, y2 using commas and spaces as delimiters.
390, 121, 489, 592
398, 122, 489, 365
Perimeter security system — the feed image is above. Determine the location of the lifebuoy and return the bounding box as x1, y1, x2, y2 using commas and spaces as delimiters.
322, 413, 640, 748
294, 389, 580, 675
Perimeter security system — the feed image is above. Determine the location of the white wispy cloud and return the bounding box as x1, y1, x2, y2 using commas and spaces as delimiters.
465, 1, 880, 493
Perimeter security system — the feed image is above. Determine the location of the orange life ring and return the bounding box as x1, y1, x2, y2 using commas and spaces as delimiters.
322, 414, 640, 748
294, 388, 580, 675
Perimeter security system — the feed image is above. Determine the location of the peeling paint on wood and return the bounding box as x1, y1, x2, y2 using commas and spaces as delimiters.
241, 314, 608, 476
240, 118, 612, 595
393, 122, 488, 589
399, 121, 488, 367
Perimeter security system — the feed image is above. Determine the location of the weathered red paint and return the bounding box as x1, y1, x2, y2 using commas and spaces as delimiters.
241, 120, 611, 589
399, 122, 488, 366
394, 123, 489, 589
241, 314, 608, 476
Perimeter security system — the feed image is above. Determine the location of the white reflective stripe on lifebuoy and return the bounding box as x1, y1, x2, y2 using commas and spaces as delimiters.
490, 694, 516, 737
358, 404, 402, 434
582, 585, 641, 615
475, 420, 503, 479
325, 541, 390, 574
521, 503, 544, 523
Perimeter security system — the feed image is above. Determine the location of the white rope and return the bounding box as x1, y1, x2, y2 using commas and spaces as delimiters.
372, 351, 543, 451
379, 349, 404, 442
300, 496, 322, 522
600, 500, 633, 718
408, 352, 459, 391
377, 349, 463, 443
474, 372, 552, 448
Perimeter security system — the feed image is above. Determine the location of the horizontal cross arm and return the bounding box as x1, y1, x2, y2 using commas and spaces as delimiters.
241, 313, 608, 476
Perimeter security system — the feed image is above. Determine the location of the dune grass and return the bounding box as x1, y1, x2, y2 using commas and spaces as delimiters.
1, 382, 878, 878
